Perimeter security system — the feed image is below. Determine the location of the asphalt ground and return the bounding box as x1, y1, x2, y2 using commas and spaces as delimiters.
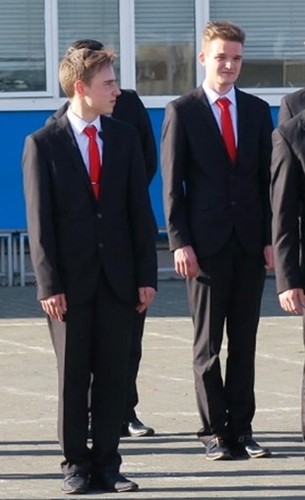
1, 268, 305, 499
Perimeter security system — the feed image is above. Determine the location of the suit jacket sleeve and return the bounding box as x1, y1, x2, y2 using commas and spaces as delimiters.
161, 102, 191, 251
271, 128, 303, 293
133, 93, 157, 184
22, 134, 64, 300
127, 131, 158, 288
258, 100, 274, 246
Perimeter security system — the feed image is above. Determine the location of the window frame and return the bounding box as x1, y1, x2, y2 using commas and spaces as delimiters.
0, 0, 57, 103
0, 0, 301, 110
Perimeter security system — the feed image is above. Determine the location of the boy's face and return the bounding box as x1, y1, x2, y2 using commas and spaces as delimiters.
199, 37, 243, 93
81, 64, 121, 116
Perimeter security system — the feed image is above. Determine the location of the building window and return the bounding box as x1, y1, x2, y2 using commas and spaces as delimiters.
210, 0, 305, 88
0, 0, 46, 94
2, 0, 304, 107
58, 0, 120, 77
134, 0, 196, 95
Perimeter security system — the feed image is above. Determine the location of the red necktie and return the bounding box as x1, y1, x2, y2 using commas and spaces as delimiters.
216, 97, 236, 163
84, 126, 101, 199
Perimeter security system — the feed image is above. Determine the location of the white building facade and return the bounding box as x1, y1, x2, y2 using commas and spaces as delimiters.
0, 0, 304, 229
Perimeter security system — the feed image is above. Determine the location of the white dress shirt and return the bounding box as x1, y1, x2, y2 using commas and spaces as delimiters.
67, 106, 103, 173
202, 83, 238, 147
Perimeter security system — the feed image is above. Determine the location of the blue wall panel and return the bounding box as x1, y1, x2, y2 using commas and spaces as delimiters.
0, 111, 51, 229
0, 105, 280, 231
147, 108, 165, 228
270, 106, 279, 127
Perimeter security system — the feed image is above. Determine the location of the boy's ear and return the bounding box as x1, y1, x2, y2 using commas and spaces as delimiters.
75, 79, 86, 96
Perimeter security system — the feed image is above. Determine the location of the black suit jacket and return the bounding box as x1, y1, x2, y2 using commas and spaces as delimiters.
23, 114, 157, 304
47, 89, 157, 184
278, 88, 305, 124
271, 111, 305, 293
161, 86, 273, 258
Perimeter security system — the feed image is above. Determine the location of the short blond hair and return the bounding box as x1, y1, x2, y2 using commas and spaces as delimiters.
59, 47, 116, 98
202, 20, 245, 48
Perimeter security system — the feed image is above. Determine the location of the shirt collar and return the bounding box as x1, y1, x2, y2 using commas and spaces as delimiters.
202, 82, 236, 107
67, 106, 102, 135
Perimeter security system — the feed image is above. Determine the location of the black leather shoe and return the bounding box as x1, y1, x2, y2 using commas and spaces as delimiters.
121, 417, 155, 437
205, 436, 232, 461
234, 435, 271, 458
90, 471, 139, 492
61, 473, 89, 494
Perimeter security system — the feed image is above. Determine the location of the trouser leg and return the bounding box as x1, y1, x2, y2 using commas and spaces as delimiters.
124, 311, 146, 421
187, 238, 234, 441
90, 274, 133, 473
188, 234, 265, 443
48, 307, 93, 475
302, 316, 305, 439
224, 239, 265, 438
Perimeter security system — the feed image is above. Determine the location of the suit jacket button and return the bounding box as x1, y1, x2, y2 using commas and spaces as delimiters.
98, 243, 103, 249
97, 213, 102, 219
231, 201, 236, 206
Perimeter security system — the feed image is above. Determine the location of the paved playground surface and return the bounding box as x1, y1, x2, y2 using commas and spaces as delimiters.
1, 275, 305, 499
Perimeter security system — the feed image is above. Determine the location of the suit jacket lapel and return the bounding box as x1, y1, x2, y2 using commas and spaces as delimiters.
193, 86, 231, 160
54, 114, 95, 197
297, 111, 305, 158
98, 115, 114, 200
277, 110, 305, 162
235, 88, 248, 162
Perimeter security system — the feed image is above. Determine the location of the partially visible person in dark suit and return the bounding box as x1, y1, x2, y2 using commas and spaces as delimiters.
23, 45, 157, 494
161, 20, 273, 461
270, 112, 305, 442
278, 87, 305, 124
274, 88, 305, 434
48, 39, 157, 438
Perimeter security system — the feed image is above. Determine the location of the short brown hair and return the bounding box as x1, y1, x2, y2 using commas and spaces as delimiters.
66, 39, 104, 55
59, 47, 116, 98
202, 20, 245, 47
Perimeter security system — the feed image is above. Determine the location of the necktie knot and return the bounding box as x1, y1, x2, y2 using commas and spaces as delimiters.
84, 125, 97, 140
216, 97, 230, 111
